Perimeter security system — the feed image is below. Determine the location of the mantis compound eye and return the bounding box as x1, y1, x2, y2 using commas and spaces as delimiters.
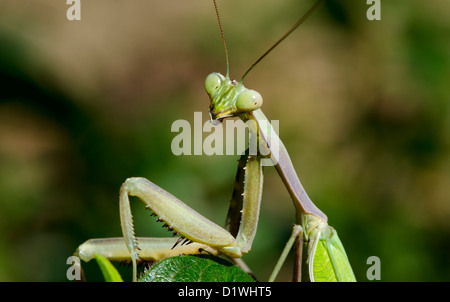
205, 73, 224, 96
236, 89, 263, 112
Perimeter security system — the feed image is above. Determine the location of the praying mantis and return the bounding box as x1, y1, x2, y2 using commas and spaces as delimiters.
74, 0, 356, 282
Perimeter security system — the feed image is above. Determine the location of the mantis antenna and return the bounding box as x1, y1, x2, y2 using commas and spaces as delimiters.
212, 0, 230, 77
240, 0, 324, 82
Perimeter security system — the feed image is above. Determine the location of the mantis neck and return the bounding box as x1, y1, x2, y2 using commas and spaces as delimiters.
248, 109, 327, 222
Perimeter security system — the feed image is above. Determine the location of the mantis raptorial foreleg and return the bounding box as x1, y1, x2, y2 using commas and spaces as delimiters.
119, 177, 239, 282
76, 237, 217, 264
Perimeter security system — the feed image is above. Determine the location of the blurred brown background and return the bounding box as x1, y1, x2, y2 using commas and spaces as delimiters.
0, 0, 449, 281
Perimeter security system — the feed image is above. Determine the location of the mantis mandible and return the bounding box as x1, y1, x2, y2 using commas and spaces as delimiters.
74, 0, 356, 282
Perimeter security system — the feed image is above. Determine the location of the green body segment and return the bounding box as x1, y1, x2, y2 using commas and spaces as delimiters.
312, 231, 355, 281
302, 214, 356, 282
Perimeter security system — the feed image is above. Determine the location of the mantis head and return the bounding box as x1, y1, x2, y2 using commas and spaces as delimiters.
205, 72, 263, 122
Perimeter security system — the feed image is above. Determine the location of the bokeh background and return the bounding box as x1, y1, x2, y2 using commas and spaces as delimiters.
0, 0, 449, 281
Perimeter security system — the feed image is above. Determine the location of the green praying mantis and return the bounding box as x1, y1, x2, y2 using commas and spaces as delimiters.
74, 0, 356, 282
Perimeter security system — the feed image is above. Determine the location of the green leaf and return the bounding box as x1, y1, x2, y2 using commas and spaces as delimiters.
94, 254, 123, 282
139, 255, 255, 282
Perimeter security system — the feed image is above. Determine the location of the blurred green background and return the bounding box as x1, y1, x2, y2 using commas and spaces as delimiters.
0, 0, 449, 281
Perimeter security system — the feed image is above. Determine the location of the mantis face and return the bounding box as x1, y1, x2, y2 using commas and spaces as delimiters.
205, 72, 263, 121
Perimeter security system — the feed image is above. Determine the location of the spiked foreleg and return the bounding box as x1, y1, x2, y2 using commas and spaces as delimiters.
225, 151, 264, 255
119, 177, 242, 281
76, 237, 218, 264
225, 152, 248, 237
74, 237, 218, 281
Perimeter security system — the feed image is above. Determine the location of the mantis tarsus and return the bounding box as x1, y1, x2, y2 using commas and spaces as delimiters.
74, 0, 356, 282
